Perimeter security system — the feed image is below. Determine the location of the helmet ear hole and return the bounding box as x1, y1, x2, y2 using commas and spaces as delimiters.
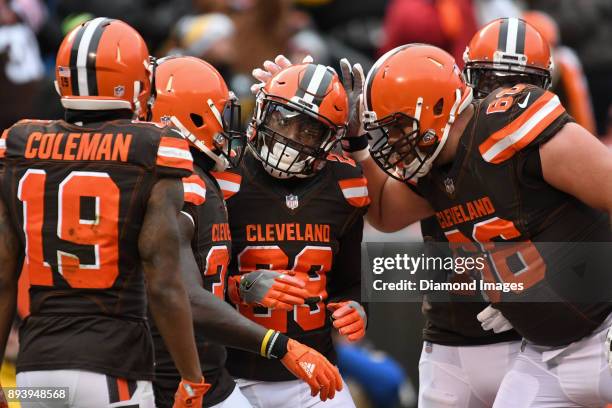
190, 113, 204, 127
433, 98, 444, 116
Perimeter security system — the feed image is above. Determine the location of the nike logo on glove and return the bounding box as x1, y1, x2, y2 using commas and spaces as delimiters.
518, 92, 531, 109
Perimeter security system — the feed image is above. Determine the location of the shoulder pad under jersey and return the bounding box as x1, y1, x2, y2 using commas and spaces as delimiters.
327, 155, 370, 208
477, 84, 568, 164
211, 170, 242, 200
182, 173, 207, 206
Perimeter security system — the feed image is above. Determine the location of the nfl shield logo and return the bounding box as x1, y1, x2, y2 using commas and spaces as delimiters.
58, 66, 71, 77
444, 177, 455, 195
114, 85, 125, 97
286, 194, 299, 210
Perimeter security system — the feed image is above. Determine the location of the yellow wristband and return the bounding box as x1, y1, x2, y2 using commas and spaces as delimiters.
260, 329, 275, 357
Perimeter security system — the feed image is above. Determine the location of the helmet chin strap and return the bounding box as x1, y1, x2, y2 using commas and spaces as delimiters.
170, 116, 228, 171
133, 81, 142, 118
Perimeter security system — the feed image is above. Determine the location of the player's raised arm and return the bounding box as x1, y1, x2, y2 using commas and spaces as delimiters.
176, 214, 343, 401
138, 178, 207, 403
540, 122, 612, 217
337, 57, 434, 232
359, 156, 434, 231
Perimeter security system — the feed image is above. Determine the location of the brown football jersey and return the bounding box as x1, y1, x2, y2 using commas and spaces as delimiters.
222, 152, 368, 381
151, 165, 236, 407
415, 84, 612, 347
0, 117, 192, 380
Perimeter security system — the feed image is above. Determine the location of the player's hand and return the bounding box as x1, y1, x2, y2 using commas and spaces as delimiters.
477, 305, 513, 333
250, 54, 313, 94
281, 339, 343, 401
0, 383, 7, 408
237, 270, 310, 311
328, 301, 367, 342
338, 58, 365, 138
173, 378, 210, 408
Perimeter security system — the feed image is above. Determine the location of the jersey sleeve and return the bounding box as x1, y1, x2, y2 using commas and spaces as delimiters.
478, 86, 573, 165
330, 159, 371, 210
155, 128, 194, 178
210, 169, 242, 200
327, 213, 364, 304
182, 174, 207, 206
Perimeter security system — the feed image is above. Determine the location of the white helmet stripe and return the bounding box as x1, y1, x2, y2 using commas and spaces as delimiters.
505, 17, 519, 55
302, 64, 328, 104
75, 17, 107, 96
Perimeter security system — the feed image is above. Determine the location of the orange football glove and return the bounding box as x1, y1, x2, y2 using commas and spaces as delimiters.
229, 270, 310, 311
173, 378, 210, 408
328, 301, 367, 342
280, 339, 343, 402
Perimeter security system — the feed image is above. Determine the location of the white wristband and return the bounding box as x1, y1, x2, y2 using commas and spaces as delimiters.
349, 147, 371, 163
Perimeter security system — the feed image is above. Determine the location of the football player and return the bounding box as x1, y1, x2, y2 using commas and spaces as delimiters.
343, 43, 612, 407
148, 56, 344, 407
0, 19, 207, 408
395, 18, 556, 408
463, 17, 553, 100
251, 24, 553, 404
220, 62, 369, 407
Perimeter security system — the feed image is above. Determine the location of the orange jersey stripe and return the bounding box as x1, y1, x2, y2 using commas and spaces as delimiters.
211, 171, 242, 200
117, 378, 130, 402
183, 174, 207, 205
156, 136, 193, 171
479, 92, 565, 164
211, 171, 241, 184
339, 177, 370, 207
159, 136, 189, 150
338, 177, 368, 189
479, 91, 555, 154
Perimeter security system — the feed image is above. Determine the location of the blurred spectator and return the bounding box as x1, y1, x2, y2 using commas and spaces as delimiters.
526, 0, 612, 136
378, 0, 478, 67
0, 0, 44, 129
289, 28, 329, 66
168, 0, 336, 127
523, 10, 597, 134
472, 0, 522, 27
165, 13, 236, 77
295, 0, 387, 66
54, 0, 193, 53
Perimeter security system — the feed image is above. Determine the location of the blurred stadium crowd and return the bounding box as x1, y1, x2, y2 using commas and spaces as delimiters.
2, 0, 612, 140
1, 0, 611, 407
